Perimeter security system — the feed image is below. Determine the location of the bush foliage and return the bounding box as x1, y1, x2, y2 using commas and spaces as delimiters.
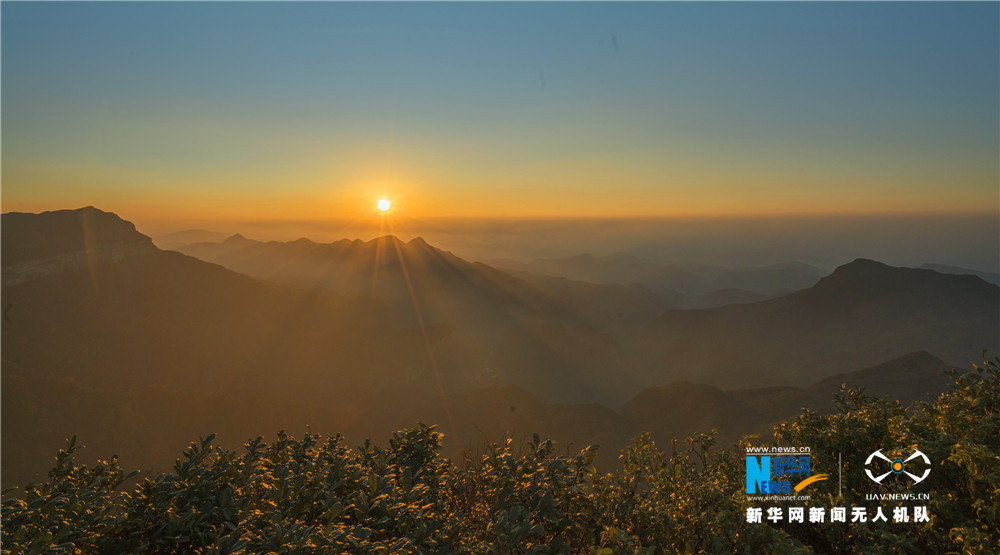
3, 356, 998, 553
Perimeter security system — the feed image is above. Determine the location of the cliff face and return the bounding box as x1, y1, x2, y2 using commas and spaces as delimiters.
1, 207, 157, 285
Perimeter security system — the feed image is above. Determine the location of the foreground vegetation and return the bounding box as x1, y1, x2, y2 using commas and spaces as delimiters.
3, 357, 998, 554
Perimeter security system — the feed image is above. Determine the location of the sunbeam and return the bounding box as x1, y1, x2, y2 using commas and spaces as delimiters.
383, 216, 460, 448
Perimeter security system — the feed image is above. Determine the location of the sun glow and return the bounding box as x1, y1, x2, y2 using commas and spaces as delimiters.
377, 199, 391, 212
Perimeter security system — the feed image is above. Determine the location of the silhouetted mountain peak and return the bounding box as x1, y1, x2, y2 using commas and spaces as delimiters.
810, 259, 911, 292
892, 350, 946, 367
222, 233, 254, 246
810, 258, 995, 299
831, 258, 890, 275
368, 235, 406, 247
4, 206, 149, 244
640, 258, 998, 388
360, 235, 441, 257
2, 207, 157, 282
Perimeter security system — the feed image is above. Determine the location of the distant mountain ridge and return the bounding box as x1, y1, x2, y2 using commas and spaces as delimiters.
174, 231, 645, 404
618, 351, 958, 452
177, 233, 573, 328
373, 350, 961, 471
635, 258, 999, 388
490, 253, 705, 295
920, 263, 1000, 286
182, 234, 676, 336
152, 229, 232, 251
489, 253, 826, 308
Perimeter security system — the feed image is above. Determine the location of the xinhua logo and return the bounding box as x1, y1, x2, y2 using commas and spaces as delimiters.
746, 448, 828, 495
865, 449, 930, 484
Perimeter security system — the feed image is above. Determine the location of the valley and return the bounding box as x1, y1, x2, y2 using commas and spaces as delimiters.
3, 207, 996, 488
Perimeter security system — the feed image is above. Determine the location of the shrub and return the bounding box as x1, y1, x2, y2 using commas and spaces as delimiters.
4, 356, 997, 553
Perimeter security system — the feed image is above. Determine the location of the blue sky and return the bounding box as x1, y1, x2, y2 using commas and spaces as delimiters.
2, 1, 997, 223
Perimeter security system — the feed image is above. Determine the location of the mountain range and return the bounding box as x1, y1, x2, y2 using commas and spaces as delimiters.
172, 231, 641, 404
3, 207, 996, 488
633, 258, 998, 389
919, 263, 1000, 286
487, 253, 828, 309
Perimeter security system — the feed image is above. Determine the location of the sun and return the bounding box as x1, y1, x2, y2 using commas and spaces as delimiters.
377, 199, 391, 212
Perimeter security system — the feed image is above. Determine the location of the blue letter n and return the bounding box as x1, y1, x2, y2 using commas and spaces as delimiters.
746, 456, 771, 494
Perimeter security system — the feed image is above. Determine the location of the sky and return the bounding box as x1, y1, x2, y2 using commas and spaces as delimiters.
2, 2, 998, 234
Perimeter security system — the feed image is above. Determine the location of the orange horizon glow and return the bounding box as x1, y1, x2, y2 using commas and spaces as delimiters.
2, 194, 998, 238
3, 3, 996, 241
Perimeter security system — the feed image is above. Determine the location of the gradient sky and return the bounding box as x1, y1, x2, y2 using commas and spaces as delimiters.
2, 2, 998, 227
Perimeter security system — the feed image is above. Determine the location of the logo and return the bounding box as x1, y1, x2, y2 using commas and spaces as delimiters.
746, 447, 828, 496
864, 449, 930, 484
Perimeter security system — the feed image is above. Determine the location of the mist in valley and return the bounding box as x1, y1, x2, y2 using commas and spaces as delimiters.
148, 213, 1000, 275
